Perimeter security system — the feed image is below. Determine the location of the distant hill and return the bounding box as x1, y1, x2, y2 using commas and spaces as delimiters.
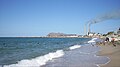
47, 32, 79, 37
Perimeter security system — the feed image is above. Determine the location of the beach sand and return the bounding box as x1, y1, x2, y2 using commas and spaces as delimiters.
98, 41, 120, 67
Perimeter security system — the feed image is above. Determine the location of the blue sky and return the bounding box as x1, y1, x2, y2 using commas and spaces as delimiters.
0, 0, 120, 37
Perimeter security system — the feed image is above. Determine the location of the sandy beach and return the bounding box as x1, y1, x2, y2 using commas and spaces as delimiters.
98, 41, 120, 67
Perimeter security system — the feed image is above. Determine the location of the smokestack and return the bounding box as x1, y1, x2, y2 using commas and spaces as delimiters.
85, 10, 120, 35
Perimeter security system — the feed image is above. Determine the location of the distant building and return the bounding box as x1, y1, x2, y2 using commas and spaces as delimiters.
47, 32, 79, 37
117, 28, 120, 35
87, 32, 103, 38
88, 32, 95, 37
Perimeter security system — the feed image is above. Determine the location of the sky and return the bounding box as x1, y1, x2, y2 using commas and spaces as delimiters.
0, 0, 120, 37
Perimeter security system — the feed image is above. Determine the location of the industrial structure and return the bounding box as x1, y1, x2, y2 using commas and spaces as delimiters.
84, 10, 120, 36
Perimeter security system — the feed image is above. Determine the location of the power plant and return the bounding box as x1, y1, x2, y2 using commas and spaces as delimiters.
84, 10, 120, 35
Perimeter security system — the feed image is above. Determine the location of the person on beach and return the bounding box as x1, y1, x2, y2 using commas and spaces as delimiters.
105, 37, 109, 42
111, 37, 116, 47
103, 37, 109, 45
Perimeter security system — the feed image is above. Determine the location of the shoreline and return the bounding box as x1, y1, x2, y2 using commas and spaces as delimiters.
42, 44, 109, 67
0, 35, 93, 38
98, 41, 120, 67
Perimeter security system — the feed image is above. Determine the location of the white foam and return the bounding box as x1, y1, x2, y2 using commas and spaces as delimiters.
69, 45, 81, 50
88, 38, 102, 44
88, 40, 96, 43
4, 50, 64, 67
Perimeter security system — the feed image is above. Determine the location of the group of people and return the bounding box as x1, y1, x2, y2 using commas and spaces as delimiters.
103, 37, 116, 47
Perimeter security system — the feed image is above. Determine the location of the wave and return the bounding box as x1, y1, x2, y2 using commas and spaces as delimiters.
69, 45, 81, 50
88, 38, 102, 44
4, 50, 64, 67
4, 45, 82, 67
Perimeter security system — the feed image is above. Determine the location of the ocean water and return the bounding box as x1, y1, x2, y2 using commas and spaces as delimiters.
0, 37, 109, 67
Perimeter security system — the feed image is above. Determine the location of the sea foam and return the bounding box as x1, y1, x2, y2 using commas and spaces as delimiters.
88, 38, 102, 44
4, 50, 64, 67
69, 45, 81, 50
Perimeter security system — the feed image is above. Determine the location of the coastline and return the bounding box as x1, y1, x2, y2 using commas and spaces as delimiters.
42, 44, 109, 67
98, 41, 120, 67
2, 37, 119, 67
2, 38, 91, 67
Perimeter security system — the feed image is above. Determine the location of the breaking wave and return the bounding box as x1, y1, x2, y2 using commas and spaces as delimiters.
69, 45, 81, 50
4, 50, 64, 67
4, 45, 82, 67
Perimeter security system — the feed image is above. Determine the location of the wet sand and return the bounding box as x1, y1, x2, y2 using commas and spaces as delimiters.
43, 45, 109, 67
98, 41, 120, 67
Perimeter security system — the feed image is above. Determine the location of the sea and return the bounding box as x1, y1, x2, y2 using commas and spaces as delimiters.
0, 37, 109, 67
